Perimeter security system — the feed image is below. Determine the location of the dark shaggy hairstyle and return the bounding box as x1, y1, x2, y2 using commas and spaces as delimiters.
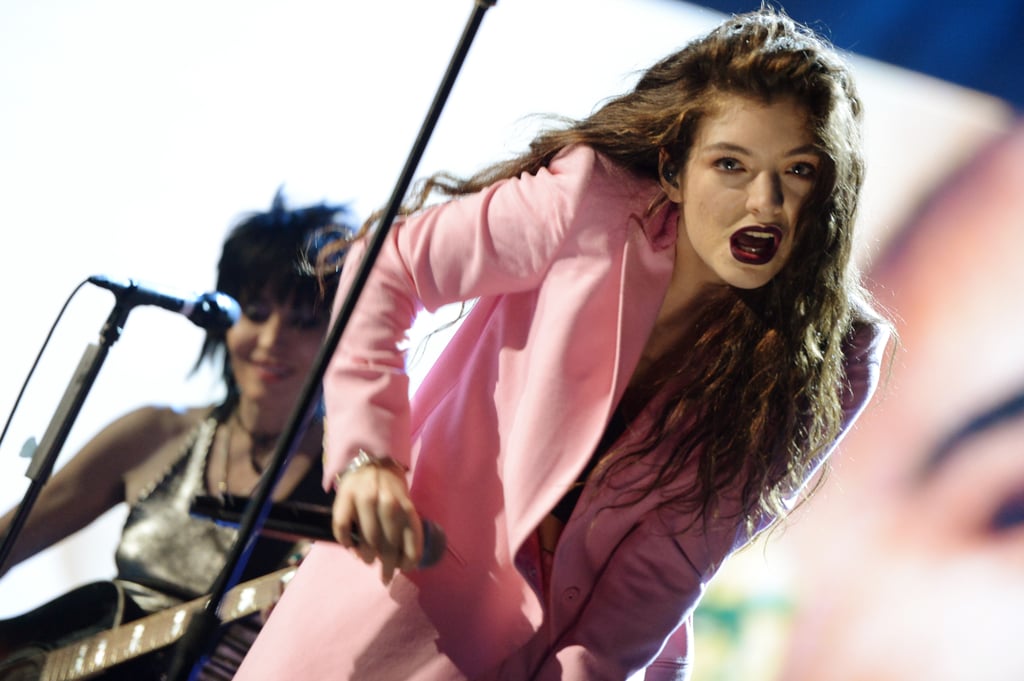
195, 187, 357, 415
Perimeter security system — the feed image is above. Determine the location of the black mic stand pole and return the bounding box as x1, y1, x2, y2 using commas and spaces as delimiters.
0, 300, 134, 574
164, 2, 499, 678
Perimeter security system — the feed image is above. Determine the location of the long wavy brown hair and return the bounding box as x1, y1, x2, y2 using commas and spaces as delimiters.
331, 7, 886, 534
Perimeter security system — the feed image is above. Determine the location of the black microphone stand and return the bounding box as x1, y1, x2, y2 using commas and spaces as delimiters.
0, 299, 133, 574
164, 2, 500, 678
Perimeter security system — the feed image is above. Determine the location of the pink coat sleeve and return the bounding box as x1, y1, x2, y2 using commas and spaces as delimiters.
320, 146, 615, 489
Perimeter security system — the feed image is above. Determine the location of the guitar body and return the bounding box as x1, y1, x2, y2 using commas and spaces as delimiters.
0, 655, 42, 681
0, 568, 293, 681
0, 582, 172, 681
0, 582, 123, 681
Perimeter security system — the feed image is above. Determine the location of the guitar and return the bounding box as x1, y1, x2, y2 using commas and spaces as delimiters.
0, 567, 295, 681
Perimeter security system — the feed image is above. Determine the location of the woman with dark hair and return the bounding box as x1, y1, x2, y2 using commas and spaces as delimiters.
239, 8, 891, 680
0, 190, 356, 679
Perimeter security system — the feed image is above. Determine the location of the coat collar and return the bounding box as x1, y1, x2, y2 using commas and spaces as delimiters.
607, 199, 678, 407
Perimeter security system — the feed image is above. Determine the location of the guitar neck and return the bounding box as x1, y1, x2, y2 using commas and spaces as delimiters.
39, 567, 295, 681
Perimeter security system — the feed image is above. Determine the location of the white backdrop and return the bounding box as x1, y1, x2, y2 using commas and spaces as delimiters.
0, 0, 1012, 620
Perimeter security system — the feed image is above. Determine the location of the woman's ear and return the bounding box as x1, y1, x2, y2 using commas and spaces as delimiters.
658, 148, 683, 202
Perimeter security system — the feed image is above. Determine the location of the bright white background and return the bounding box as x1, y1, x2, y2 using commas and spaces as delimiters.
0, 0, 1012, 622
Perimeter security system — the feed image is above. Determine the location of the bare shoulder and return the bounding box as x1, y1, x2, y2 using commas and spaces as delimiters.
66, 404, 206, 465
113, 404, 207, 436
115, 405, 214, 502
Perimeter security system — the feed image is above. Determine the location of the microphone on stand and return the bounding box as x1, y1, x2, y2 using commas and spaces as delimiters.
88, 274, 241, 331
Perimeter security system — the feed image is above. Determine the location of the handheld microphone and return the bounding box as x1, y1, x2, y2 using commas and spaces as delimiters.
349, 515, 448, 570
88, 274, 241, 331
190, 496, 447, 569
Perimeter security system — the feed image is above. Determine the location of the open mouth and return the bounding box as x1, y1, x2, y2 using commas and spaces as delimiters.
730, 225, 782, 265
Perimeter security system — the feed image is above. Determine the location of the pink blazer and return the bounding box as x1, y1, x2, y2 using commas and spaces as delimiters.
236, 146, 888, 681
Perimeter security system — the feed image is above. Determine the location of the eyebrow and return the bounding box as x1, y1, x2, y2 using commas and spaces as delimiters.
920, 387, 1024, 479
702, 142, 820, 157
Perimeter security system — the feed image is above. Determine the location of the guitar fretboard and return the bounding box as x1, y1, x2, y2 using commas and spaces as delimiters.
39, 567, 295, 681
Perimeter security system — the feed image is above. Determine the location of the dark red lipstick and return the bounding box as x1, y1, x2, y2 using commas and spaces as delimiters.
730, 225, 782, 265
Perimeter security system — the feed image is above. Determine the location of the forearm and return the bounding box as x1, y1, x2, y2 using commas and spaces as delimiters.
0, 476, 119, 573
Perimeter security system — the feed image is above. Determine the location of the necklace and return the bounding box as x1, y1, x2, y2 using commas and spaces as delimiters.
231, 412, 280, 453
217, 421, 232, 495
217, 416, 279, 495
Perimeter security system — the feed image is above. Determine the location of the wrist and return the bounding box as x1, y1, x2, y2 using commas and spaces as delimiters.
334, 449, 407, 489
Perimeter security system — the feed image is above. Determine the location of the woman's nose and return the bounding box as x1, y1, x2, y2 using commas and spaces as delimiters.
747, 171, 784, 216
257, 311, 286, 348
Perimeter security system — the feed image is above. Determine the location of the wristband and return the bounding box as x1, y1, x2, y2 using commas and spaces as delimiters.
334, 449, 407, 488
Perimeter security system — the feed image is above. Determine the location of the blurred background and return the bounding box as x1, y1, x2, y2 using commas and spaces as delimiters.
1, 1, 1020, 678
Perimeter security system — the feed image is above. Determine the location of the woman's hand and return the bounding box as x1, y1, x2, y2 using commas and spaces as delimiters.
332, 460, 424, 584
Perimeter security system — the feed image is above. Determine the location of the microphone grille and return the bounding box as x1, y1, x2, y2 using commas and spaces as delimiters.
420, 521, 447, 569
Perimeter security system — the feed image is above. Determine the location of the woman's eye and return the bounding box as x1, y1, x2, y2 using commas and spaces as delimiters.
991, 489, 1024, 532
290, 309, 326, 330
242, 302, 272, 322
714, 157, 742, 171
789, 161, 818, 178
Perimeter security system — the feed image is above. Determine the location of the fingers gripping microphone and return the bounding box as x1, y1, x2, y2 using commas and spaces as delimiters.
190, 496, 448, 569
88, 275, 241, 331
352, 517, 448, 570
